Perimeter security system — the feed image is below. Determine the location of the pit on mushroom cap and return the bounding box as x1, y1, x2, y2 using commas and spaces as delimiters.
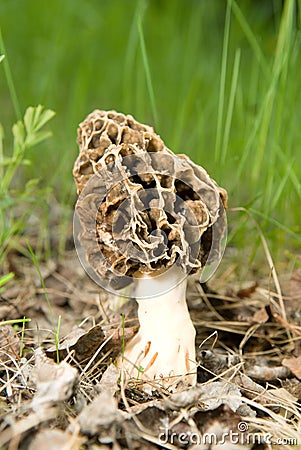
73, 110, 227, 392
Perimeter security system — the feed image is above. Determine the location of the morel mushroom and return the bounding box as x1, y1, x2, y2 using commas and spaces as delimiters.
73, 110, 227, 391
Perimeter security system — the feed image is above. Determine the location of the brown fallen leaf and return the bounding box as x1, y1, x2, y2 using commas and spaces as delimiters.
282, 355, 301, 379
78, 390, 124, 437
0, 407, 59, 448
191, 406, 249, 450
95, 363, 120, 396
283, 379, 301, 399
46, 324, 104, 362
235, 372, 298, 418
287, 268, 301, 301
31, 348, 79, 410
246, 363, 290, 381
46, 326, 86, 356
164, 381, 243, 412
29, 428, 85, 450
235, 372, 268, 401
0, 324, 20, 364
197, 349, 240, 377
267, 387, 299, 417
251, 306, 269, 324
236, 282, 258, 299
0, 298, 19, 321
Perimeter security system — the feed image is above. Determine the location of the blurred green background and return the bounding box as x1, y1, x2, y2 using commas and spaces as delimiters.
0, 0, 300, 261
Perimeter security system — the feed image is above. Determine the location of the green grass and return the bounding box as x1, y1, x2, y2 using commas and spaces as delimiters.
0, 104, 55, 264
0, 0, 300, 262
0, 318, 31, 327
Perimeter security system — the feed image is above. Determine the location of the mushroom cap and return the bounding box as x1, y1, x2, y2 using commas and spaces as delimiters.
73, 110, 227, 291
73, 110, 165, 195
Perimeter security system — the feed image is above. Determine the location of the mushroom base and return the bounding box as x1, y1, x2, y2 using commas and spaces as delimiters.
117, 267, 197, 392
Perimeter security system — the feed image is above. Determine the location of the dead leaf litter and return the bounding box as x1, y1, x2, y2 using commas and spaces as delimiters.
0, 249, 300, 449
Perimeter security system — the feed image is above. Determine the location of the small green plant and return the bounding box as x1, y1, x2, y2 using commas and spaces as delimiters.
0, 317, 31, 327
0, 105, 55, 265
0, 272, 14, 293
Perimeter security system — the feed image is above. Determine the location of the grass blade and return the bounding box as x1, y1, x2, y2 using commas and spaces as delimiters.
0, 318, 31, 327
251, 0, 294, 185
215, 0, 231, 163
230, 0, 270, 79
123, 1, 146, 112
137, 16, 159, 128
221, 47, 241, 163
0, 272, 14, 288
0, 27, 21, 120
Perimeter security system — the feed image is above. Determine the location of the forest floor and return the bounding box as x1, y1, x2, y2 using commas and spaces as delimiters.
0, 227, 301, 450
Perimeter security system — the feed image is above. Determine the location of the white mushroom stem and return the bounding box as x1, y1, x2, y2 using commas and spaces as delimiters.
118, 265, 197, 391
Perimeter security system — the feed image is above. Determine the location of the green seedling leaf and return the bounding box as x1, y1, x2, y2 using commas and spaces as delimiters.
12, 121, 25, 152
0, 318, 31, 327
0, 157, 31, 166
34, 107, 55, 132
25, 130, 52, 147
23, 106, 55, 147
0, 103, 56, 263
0, 272, 14, 288
20, 158, 31, 166
24, 178, 40, 189
24, 105, 55, 134
23, 106, 35, 135
0, 156, 13, 166
0, 54, 5, 63
0, 195, 15, 209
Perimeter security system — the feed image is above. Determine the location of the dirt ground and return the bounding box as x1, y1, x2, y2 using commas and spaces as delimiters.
0, 239, 301, 449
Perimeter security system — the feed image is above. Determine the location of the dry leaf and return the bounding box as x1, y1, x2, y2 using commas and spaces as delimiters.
29, 429, 84, 450
197, 350, 240, 375
46, 324, 104, 362
95, 363, 120, 396
252, 306, 269, 324
0, 325, 20, 363
236, 282, 258, 299
0, 407, 59, 448
31, 348, 78, 410
246, 364, 290, 380
46, 327, 86, 356
191, 418, 249, 450
287, 268, 301, 301
164, 381, 242, 412
268, 387, 299, 418
0, 303, 18, 321
282, 355, 301, 379
199, 382, 242, 412
78, 391, 122, 436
